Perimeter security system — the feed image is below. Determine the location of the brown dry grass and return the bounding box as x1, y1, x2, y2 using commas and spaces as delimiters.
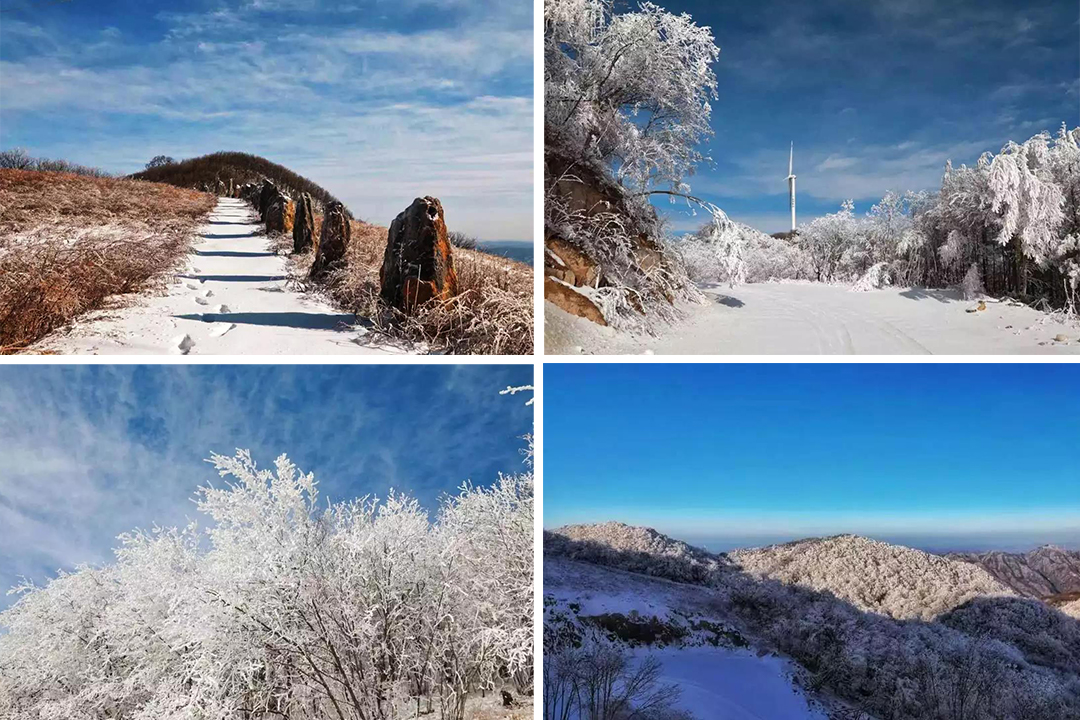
286, 216, 533, 355
0, 169, 215, 352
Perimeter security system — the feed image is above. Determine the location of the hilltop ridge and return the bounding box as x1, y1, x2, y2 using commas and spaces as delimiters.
131, 152, 347, 214
948, 546, 1080, 598
732, 533, 1014, 620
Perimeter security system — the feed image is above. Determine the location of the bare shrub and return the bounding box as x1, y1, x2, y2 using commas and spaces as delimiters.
448, 230, 479, 250
544, 632, 689, 720
0, 148, 111, 177
0, 169, 215, 352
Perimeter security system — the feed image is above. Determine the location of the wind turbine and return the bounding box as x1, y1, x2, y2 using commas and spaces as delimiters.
787, 142, 796, 232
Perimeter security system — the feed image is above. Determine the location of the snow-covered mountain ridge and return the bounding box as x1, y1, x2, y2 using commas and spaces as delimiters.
545, 523, 1080, 720
947, 545, 1080, 598
732, 533, 1014, 620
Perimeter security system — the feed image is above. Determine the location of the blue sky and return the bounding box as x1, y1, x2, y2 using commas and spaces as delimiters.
544, 364, 1080, 553
651, 0, 1080, 234
0, 364, 532, 609
0, 0, 532, 240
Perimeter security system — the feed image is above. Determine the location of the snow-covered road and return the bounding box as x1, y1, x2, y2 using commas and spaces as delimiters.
547, 281, 1080, 355
35, 198, 406, 355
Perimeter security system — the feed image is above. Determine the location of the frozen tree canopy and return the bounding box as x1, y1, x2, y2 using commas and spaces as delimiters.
545, 0, 719, 192
543, 0, 723, 327
0, 449, 534, 720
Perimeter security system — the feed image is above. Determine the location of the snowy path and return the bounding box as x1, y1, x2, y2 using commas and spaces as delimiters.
36, 198, 406, 355
547, 281, 1080, 355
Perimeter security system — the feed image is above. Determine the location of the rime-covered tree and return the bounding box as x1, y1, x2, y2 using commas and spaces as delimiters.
545, 0, 719, 193
0, 438, 534, 720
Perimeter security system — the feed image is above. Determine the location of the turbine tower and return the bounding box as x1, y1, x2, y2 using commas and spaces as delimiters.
787, 142, 796, 232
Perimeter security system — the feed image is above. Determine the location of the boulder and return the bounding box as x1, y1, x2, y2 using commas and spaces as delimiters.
379, 196, 458, 312
545, 235, 599, 287
293, 192, 316, 253
545, 276, 606, 325
310, 201, 351, 280
258, 181, 278, 220
266, 195, 294, 235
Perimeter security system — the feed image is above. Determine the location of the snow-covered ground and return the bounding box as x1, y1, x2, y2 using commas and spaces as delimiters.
634, 646, 828, 720
545, 558, 832, 720
547, 281, 1080, 355
33, 198, 409, 355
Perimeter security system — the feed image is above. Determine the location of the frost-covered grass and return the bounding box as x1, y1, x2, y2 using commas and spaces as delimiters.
282, 216, 534, 355
0, 169, 215, 352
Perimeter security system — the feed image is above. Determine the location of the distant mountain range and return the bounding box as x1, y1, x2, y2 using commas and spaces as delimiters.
475, 240, 532, 265
544, 522, 1080, 720
947, 546, 1080, 598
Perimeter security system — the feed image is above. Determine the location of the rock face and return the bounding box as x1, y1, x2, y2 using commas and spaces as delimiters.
293, 192, 316, 253
947, 547, 1080, 598
545, 236, 599, 287
379, 196, 458, 312
310, 201, 350, 280
545, 152, 675, 321
544, 276, 606, 326
265, 194, 294, 235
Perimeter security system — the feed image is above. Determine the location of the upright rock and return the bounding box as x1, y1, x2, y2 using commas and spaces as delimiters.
293, 192, 316, 253
258, 181, 278, 220
266, 194, 294, 235
379, 196, 458, 312
310, 202, 351, 280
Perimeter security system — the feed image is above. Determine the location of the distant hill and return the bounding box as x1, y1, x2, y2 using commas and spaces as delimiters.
731, 534, 1014, 620
131, 152, 347, 215
948, 546, 1080, 598
545, 522, 731, 584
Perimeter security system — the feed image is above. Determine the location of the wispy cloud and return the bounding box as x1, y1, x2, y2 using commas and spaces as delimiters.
0, 0, 532, 239
0, 365, 532, 608
665, 0, 1077, 231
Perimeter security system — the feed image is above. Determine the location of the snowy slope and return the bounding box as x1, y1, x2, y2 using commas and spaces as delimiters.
34, 198, 409, 355
732, 534, 1015, 620
547, 281, 1080, 355
544, 557, 834, 720
638, 647, 827, 720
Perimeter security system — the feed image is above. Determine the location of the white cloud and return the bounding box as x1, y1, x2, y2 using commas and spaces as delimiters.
0, 2, 533, 240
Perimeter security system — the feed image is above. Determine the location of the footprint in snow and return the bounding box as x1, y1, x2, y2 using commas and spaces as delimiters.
172, 334, 195, 355
209, 323, 237, 338
194, 297, 210, 306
